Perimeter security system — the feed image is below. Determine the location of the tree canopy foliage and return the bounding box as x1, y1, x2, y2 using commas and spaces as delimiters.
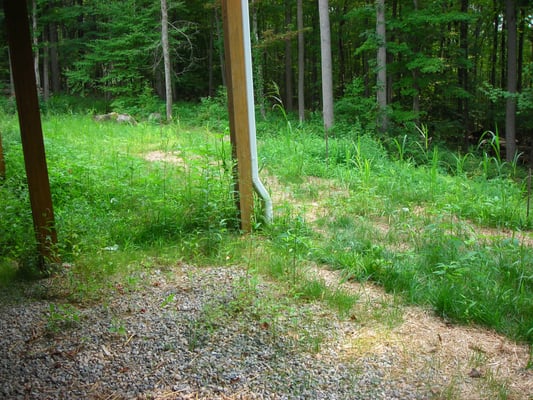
0, 0, 532, 148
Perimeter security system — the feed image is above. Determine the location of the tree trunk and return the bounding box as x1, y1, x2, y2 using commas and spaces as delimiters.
388, 0, 398, 104
161, 0, 172, 121
208, 13, 214, 97
42, 19, 49, 101
49, 21, 60, 93
412, 0, 420, 119
318, 0, 334, 135
505, 0, 517, 161
517, 7, 525, 92
297, 0, 305, 123
459, 0, 469, 146
490, 0, 498, 87
284, 0, 293, 112
32, 0, 41, 92
215, 6, 226, 88
376, 0, 387, 134
338, 0, 347, 94
412, 69, 420, 118
251, 0, 266, 119
500, 18, 506, 89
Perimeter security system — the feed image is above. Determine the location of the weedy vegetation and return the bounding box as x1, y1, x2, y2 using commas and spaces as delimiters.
1, 95, 533, 351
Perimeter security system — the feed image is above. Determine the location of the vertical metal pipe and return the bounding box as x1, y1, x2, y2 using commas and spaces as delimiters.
241, 0, 273, 224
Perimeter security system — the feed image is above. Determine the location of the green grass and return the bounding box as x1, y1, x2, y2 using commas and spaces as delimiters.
1, 100, 533, 344
259, 116, 533, 343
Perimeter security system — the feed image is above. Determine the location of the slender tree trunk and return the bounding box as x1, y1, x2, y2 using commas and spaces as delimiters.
161, 0, 172, 121
251, 0, 266, 119
208, 14, 214, 97
505, 0, 517, 161
500, 18, 506, 89
338, 0, 347, 94
318, 0, 334, 144
49, 21, 60, 93
215, 6, 226, 88
412, 69, 420, 118
284, 0, 293, 112
43, 32, 49, 101
297, 0, 305, 123
311, 9, 320, 107
388, 0, 398, 104
32, 0, 41, 92
517, 7, 525, 92
490, 0, 498, 87
376, 0, 387, 134
459, 0, 469, 145
412, 0, 420, 119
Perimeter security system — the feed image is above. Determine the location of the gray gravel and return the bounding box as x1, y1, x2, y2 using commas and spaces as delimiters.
0, 265, 431, 399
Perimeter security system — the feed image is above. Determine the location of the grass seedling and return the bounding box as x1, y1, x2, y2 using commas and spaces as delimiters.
415, 123, 431, 162
160, 293, 176, 308
393, 134, 408, 163
46, 303, 81, 333
109, 317, 127, 337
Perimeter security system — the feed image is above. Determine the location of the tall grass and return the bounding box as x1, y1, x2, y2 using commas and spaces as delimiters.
2, 101, 532, 343
260, 118, 533, 343
0, 108, 238, 282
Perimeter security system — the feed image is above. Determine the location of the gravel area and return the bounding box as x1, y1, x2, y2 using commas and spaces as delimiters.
0, 264, 433, 400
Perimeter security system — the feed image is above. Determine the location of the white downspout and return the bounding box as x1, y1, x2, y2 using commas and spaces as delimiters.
241, 0, 273, 224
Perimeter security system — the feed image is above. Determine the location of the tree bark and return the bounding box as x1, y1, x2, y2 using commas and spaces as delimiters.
49, 21, 61, 93
161, 0, 172, 121
318, 0, 334, 135
376, 0, 387, 134
297, 0, 305, 123
505, 0, 517, 161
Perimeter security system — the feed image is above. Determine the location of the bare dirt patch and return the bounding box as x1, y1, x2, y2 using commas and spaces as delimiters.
144, 150, 186, 165
309, 266, 533, 399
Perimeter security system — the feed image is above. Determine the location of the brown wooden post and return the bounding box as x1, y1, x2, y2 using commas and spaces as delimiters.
221, 0, 254, 232
3, 0, 58, 265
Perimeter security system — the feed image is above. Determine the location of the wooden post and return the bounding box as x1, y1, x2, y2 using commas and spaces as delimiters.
3, 0, 58, 265
221, 0, 254, 232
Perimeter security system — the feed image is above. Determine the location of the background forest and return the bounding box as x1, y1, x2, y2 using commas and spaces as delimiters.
0, 0, 532, 153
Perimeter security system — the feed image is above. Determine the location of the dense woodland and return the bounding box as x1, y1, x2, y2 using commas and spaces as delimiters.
0, 0, 532, 156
